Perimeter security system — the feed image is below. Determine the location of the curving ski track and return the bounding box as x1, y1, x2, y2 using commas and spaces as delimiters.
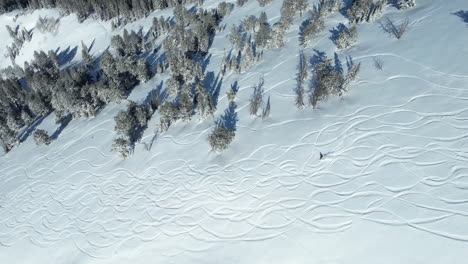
1, 53, 468, 259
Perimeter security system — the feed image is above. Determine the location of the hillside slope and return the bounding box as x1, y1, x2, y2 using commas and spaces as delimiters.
1, 0, 468, 263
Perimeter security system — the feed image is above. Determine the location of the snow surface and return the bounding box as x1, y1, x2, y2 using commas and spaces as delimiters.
1, 0, 468, 263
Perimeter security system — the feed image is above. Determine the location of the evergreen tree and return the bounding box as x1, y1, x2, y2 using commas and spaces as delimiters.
335, 24, 358, 49
195, 82, 215, 119
81, 41, 93, 67
229, 25, 244, 50
270, 23, 286, 49
295, 51, 308, 109
178, 85, 194, 121
255, 12, 271, 49
33, 129, 51, 145
249, 78, 264, 116
136, 59, 152, 83
398, 0, 416, 10
159, 101, 179, 131
301, 16, 325, 47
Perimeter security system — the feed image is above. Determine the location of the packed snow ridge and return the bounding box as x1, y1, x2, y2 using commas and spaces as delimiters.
1, 0, 468, 263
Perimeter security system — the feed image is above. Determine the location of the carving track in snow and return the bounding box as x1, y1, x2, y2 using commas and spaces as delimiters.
1, 0, 468, 262
0, 53, 467, 259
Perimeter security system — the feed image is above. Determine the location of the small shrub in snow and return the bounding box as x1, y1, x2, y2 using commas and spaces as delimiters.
382, 17, 410, 39
249, 78, 264, 116
111, 137, 132, 158
208, 125, 235, 152
227, 83, 238, 102
398, 0, 415, 10
33, 129, 51, 146
373, 57, 384, 71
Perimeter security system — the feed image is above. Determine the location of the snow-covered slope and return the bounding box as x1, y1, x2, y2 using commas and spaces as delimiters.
1, 0, 468, 263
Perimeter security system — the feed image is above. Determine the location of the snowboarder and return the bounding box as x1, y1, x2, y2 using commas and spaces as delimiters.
320, 152, 324, 160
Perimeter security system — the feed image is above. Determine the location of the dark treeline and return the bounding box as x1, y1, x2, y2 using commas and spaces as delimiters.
0, 2, 232, 154
0, 26, 153, 152
0, 0, 199, 20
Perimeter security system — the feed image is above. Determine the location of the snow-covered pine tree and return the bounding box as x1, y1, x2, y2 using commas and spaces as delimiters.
0, 120, 17, 151
335, 24, 358, 49
348, 0, 386, 23
257, 0, 272, 7
295, 51, 308, 109
217, 2, 234, 18
229, 25, 244, 50
309, 58, 344, 108
295, 0, 309, 17
195, 82, 215, 119
81, 41, 93, 67
342, 62, 361, 95
301, 16, 325, 47
280, 2, 295, 27
159, 101, 180, 131
255, 12, 271, 49
111, 137, 132, 158
33, 129, 51, 145
135, 59, 152, 83
111, 34, 126, 57
243, 15, 258, 33
178, 85, 194, 121
249, 78, 264, 116
398, 0, 416, 10
241, 41, 256, 71
208, 125, 235, 152
270, 23, 286, 49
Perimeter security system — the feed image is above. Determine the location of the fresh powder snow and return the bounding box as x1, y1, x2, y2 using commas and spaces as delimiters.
1, 0, 468, 263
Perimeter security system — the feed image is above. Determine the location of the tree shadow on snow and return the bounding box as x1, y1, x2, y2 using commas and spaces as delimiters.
334, 52, 344, 74
386, 0, 400, 9
339, 0, 354, 18
453, 10, 468, 23
18, 112, 51, 143
217, 102, 238, 132
56, 45, 78, 66
329, 23, 347, 43
144, 80, 167, 109
299, 19, 311, 44
309, 49, 327, 68
204, 71, 223, 108
230, 80, 239, 94
50, 113, 72, 140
